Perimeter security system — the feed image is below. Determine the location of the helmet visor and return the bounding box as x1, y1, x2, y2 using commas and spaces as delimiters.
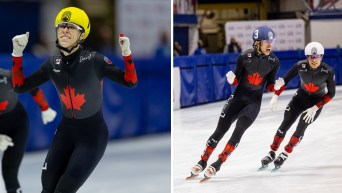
56, 22, 83, 31
307, 54, 323, 60
261, 39, 275, 44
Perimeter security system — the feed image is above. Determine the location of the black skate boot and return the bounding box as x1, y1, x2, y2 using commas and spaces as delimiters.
200, 159, 223, 182
273, 152, 288, 171
259, 151, 276, 170
186, 160, 207, 180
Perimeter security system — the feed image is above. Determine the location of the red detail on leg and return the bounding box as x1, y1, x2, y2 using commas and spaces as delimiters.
0, 101, 9, 111
201, 146, 215, 162
12, 56, 25, 87
218, 144, 235, 162
270, 135, 284, 151
284, 136, 300, 153
123, 55, 137, 84
32, 89, 49, 111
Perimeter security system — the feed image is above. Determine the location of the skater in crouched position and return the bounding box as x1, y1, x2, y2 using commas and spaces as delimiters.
261, 42, 335, 170
188, 26, 280, 181
0, 68, 56, 193
11, 7, 137, 193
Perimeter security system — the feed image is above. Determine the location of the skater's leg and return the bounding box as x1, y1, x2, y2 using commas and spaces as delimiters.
284, 107, 323, 154
54, 116, 108, 193
271, 96, 306, 151
204, 104, 260, 177
41, 122, 74, 193
199, 98, 241, 163
190, 98, 242, 177
1, 103, 28, 193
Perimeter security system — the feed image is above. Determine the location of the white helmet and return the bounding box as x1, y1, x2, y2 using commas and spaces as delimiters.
305, 42, 324, 55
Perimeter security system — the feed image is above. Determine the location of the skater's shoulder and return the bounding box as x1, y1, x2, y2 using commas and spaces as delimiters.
269, 52, 280, 62
240, 49, 255, 58
320, 62, 334, 73
296, 59, 308, 67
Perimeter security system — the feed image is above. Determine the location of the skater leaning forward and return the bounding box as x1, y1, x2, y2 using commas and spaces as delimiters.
261, 42, 336, 170
188, 26, 281, 181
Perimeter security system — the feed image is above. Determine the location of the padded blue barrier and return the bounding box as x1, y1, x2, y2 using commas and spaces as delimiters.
0, 54, 171, 151
174, 49, 342, 108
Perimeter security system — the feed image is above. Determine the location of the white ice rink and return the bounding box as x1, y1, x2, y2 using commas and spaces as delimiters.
174, 86, 342, 193
0, 133, 171, 193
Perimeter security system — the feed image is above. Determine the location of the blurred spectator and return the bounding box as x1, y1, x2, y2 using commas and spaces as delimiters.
174, 41, 182, 56
32, 35, 56, 58
224, 37, 242, 53
193, 39, 207, 55
96, 24, 115, 54
155, 30, 171, 58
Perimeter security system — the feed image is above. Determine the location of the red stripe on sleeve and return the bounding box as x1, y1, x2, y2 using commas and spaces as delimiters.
316, 95, 332, 108
275, 85, 286, 96
12, 57, 25, 87
267, 84, 275, 92
123, 55, 137, 84
32, 89, 49, 111
231, 77, 238, 86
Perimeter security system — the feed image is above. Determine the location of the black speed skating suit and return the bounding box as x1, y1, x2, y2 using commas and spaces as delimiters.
1, 68, 50, 193
270, 60, 335, 153
200, 49, 280, 167
11, 48, 137, 193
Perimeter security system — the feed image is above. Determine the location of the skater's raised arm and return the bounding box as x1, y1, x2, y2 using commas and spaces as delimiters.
11, 32, 50, 93
94, 34, 137, 88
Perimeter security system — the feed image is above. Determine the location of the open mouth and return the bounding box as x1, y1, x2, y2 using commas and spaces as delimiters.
60, 36, 71, 40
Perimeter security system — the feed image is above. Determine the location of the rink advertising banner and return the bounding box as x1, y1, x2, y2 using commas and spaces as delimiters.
116, 0, 171, 58
224, 19, 305, 52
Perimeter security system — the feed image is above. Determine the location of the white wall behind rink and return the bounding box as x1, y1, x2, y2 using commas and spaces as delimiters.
310, 19, 342, 49
225, 19, 305, 52
173, 67, 181, 110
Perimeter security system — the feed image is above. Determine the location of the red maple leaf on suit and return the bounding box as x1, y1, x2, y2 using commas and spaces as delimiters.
304, 82, 319, 93
0, 101, 9, 111
247, 73, 263, 85
59, 86, 86, 110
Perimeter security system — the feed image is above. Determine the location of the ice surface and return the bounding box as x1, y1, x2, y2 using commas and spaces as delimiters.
173, 86, 342, 193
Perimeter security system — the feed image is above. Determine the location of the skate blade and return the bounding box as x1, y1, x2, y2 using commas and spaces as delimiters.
185, 174, 198, 180
258, 165, 268, 171
271, 166, 281, 172
199, 177, 211, 183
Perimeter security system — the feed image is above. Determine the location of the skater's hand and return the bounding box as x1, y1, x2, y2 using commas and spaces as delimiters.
274, 77, 285, 91
41, 107, 57, 125
269, 94, 278, 112
119, 33, 131, 56
303, 105, 319, 124
12, 32, 29, 57
0, 134, 14, 151
226, 71, 236, 85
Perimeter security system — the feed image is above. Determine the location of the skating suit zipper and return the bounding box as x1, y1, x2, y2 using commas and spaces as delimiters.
309, 69, 314, 96
253, 58, 262, 85
66, 62, 75, 118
